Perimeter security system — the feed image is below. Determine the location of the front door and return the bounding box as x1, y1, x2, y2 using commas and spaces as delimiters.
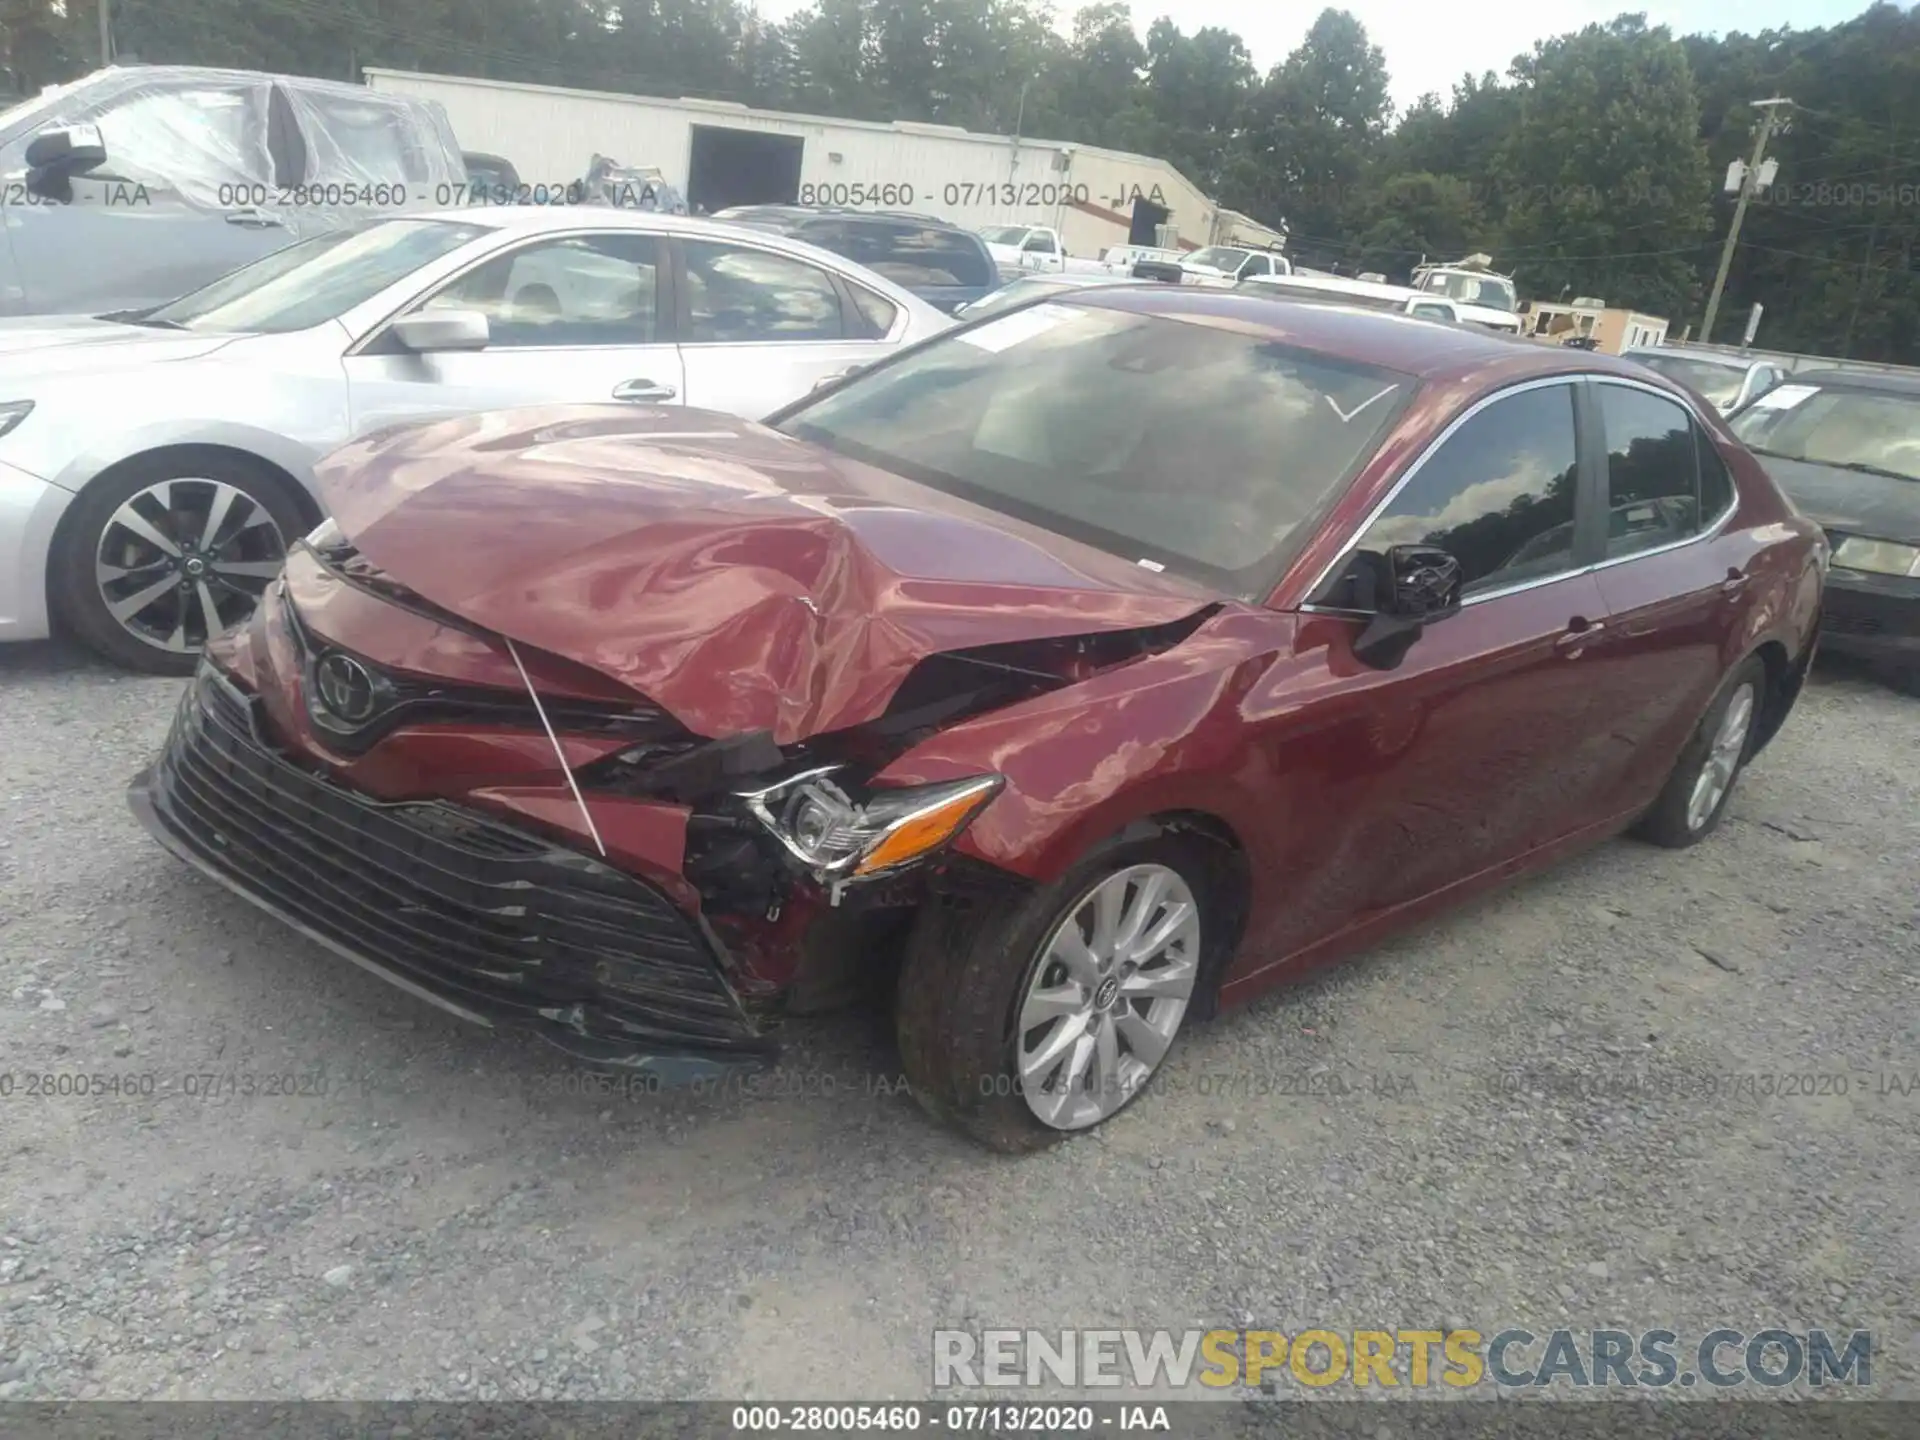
1265, 379, 1619, 949
342, 230, 684, 435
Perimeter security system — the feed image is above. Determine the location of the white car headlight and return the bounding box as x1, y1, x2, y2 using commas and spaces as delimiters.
1831, 535, 1920, 578
304, 517, 345, 548
740, 767, 1003, 884
0, 401, 34, 440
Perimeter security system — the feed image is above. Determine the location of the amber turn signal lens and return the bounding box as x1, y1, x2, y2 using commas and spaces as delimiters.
852, 781, 1000, 876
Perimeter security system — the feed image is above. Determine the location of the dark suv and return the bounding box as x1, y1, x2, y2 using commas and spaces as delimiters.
710, 206, 999, 314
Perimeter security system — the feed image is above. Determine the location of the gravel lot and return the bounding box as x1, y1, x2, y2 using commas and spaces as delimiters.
1, 638, 1916, 1404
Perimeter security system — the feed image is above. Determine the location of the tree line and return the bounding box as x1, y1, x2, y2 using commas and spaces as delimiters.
3, 0, 1916, 361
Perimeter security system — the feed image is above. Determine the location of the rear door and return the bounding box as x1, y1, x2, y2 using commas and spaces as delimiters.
1583, 378, 1752, 807
342, 229, 683, 434
670, 236, 903, 418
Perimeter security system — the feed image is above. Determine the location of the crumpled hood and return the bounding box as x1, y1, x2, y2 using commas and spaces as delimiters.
317, 405, 1219, 744
0, 314, 237, 381
1756, 453, 1920, 547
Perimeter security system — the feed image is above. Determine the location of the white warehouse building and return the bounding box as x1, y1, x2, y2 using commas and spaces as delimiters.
364, 69, 1284, 261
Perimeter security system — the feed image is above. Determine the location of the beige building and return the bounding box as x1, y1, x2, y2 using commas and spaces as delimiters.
365, 69, 1285, 259
1522, 297, 1670, 354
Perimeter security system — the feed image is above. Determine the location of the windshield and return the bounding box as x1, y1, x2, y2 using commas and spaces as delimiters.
978, 226, 1032, 246
0, 77, 89, 144
1730, 385, 1920, 483
1422, 271, 1517, 311
1186, 247, 1251, 271
1635, 354, 1746, 408
142, 219, 486, 334
777, 302, 1415, 598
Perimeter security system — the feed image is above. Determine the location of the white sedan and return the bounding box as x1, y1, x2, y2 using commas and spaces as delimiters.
0, 207, 948, 671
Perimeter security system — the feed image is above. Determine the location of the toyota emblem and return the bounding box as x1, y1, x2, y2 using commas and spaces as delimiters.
315, 652, 378, 723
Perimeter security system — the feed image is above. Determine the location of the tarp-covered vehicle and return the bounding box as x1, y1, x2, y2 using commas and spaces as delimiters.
0, 65, 466, 316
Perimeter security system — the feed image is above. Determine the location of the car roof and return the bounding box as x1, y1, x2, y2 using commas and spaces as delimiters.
1782, 368, 1920, 396
711, 204, 972, 231
1065, 286, 1640, 384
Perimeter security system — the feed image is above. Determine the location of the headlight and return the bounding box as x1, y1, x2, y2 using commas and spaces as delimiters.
0, 401, 34, 440
1831, 535, 1920, 578
740, 767, 1003, 885
304, 517, 344, 548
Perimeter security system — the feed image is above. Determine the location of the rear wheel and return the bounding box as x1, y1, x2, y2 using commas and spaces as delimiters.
50, 454, 303, 674
1632, 656, 1765, 848
896, 835, 1210, 1152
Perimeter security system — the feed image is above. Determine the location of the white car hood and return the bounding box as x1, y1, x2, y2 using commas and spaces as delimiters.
0, 316, 238, 382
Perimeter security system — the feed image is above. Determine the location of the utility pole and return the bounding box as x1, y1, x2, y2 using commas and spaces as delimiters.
1700, 96, 1791, 345
98, 0, 112, 65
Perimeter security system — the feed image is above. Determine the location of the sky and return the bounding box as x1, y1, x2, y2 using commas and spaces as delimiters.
750, 0, 1879, 113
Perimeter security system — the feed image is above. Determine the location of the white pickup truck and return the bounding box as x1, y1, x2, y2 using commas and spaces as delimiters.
978, 225, 1119, 277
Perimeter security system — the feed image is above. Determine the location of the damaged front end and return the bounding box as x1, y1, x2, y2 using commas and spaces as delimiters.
130, 405, 1226, 1076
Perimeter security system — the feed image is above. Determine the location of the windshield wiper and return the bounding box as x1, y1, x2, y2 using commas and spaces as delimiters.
97, 309, 187, 330
1828, 459, 1919, 483
1747, 446, 1919, 483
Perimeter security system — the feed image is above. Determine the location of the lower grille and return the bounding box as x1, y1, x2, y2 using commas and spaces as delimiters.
139, 667, 768, 1057
1823, 588, 1916, 639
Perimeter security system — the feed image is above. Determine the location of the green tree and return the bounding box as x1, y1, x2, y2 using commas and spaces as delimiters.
1494, 15, 1713, 319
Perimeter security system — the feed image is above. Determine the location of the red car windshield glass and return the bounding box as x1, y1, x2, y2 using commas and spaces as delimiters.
781, 304, 1416, 599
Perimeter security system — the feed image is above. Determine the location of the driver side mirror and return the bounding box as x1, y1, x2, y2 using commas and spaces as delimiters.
391, 309, 490, 353
1337, 544, 1463, 670
24, 124, 107, 198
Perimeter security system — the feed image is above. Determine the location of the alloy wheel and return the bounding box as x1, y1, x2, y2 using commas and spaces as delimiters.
93, 478, 288, 655
1685, 681, 1756, 832
1015, 863, 1200, 1130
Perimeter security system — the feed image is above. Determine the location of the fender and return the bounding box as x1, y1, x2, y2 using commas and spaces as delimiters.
872, 607, 1295, 887
47, 415, 328, 503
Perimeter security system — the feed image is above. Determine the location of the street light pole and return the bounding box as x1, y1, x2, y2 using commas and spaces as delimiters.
1700, 96, 1790, 345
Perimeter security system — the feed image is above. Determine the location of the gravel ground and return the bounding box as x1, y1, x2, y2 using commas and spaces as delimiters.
1, 638, 1916, 1404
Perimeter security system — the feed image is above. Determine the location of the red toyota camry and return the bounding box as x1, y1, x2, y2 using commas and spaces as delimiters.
130, 289, 1826, 1151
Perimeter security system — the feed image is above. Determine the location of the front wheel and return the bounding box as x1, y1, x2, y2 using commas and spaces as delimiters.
50, 453, 304, 674
1632, 656, 1766, 848
896, 835, 1212, 1152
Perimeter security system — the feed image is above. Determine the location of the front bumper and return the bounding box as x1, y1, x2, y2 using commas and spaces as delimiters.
1817, 568, 1920, 668
130, 664, 775, 1078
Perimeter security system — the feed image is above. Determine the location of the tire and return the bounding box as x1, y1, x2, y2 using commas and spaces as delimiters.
1631, 656, 1767, 849
896, 833, 1215, 1152
50, 453, 306, 674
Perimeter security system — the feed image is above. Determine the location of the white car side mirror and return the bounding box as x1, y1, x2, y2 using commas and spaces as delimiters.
392, 310, 491, 353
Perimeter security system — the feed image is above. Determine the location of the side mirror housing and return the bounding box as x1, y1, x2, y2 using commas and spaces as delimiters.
1338, 544, 1463, 670
391, 309, 490, 353
25, 124, 107, 174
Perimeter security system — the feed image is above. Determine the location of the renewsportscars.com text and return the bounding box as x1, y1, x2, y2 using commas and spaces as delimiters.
932, 1327, 1872, 1390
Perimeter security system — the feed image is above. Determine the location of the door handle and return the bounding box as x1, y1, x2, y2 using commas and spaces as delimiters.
1555, 618, 1605, 652
222, 209, 285, 229
612, 379, 677, 402
1720, 568, 1750, 596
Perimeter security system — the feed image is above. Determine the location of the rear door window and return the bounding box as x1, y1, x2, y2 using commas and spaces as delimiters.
1596, 384, 1701, 559
682, 239, 847, 342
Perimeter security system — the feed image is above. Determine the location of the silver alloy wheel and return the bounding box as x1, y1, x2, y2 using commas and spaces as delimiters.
94, 478, 288, 654
1015, 862, 1201, 1131
1685, 681, 1756, 832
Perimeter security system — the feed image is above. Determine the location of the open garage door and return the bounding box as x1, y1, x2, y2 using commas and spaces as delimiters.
688, 126, 803, 212
1128, 196, 1170, 246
